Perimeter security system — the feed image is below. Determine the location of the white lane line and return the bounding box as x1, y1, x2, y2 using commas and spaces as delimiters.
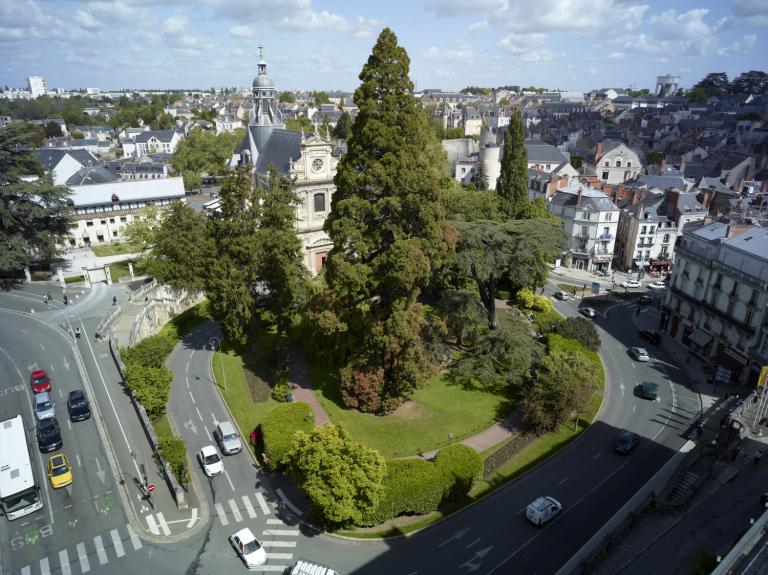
93, 535, 108, 565
186, 507, 199, 528
185, 375, 190, 388
558, 477, 568, 486
215, 502, 229, 526
21, 328, 28, 335
262, 541, 297, 548
127, 523, 143, 550
186, 363, 189, 375
265, 553, 294, 560
593, 452, 602, 460
40, 343, 45, 350
242, 495, 257, 519
228, 498, 243, 523
111, 529, 125, 557
59, 550, 72, 575
251, 567, 289, 572
40, 557, 51, 575
264, 529, 300, 536
266, 518, 285, 525
76, 453, 81, 467
224, 468, 236, 492
156, 511, 172, 536
189, 391, 196, 404
76, 542, 91, 573
146, 514, 160, 535
20, 567, 31, 575
256, 492, 272, 515
195, 406, 203, 421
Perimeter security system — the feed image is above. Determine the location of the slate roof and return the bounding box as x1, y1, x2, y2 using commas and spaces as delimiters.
525, 142, 569, 164
683, 163, 720, 182
65, 166, 119, 186
549, 184, 618, 211
33, 149, 99, 171
135, 130, 177, 144
254, 129, 302, 176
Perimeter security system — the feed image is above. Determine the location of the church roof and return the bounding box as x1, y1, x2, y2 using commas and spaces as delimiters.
254, 129, 302, 176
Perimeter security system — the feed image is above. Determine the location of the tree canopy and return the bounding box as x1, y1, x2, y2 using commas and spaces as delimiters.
331, 111, 352, 140
0, 125, 72, 278
171, 127, 243, 190
496, 110, 528, 219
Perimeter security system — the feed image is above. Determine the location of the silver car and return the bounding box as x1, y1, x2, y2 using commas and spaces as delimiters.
35, 391, 55, 420
630, 347, 650, 362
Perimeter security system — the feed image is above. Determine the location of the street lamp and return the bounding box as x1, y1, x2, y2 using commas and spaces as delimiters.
209, 337, 226, 391
448, 432, 455, 446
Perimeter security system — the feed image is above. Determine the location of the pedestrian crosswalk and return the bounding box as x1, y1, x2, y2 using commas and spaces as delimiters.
19, 524, 143, 575
195, 491, 272, 530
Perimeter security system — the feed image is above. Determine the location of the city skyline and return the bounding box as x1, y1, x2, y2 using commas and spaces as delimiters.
1, 0, 766, 93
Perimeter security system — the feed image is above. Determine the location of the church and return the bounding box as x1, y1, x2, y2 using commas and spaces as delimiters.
231, 48, 335, 275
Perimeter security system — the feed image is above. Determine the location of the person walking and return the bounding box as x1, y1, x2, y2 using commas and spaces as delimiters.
755, 450, 763, 466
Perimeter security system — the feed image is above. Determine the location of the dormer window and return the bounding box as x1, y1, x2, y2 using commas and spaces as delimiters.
111, 194, 119, 203
604, 161, 609, 167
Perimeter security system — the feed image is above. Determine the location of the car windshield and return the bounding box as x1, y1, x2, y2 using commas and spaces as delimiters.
204, 453, 220, 465
39, 424, 58, 440
37, 400, 52, 411
33, 375, 49, 385
51, 464, 69, 476
70, 399, 87, 409
224, 432, 238, 441
242, 539, 261, 554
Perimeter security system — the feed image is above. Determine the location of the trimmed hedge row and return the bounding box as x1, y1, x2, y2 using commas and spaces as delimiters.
361, 444, 483, 526
261, 402, 315, 471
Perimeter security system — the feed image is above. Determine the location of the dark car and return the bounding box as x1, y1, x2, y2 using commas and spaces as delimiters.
639, 329, 661, 344
615, 430, 639, 454
67, 390, 91, 422
638, 295, 654, 306
637, 382, 659, 400
37, 417, 63, 452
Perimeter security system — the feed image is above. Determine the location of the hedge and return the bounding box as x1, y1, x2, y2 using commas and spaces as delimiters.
121, 334, 176, 369
158, 433, 190, 486
361, 444, 483, 526
261, 402, 315, 471
123, 363, 173, 419
515, 288, 552, 312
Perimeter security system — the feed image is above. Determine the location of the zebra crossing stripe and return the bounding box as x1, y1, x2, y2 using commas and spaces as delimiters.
59, 549, 72, 575
93, 535, 108, 565
254, 566, 290, 572
266, 518, 284, 525
76, 542, 91, 573
242, 495, 257, 519
255, 492, 271, 515
215, 502, 229, 525
127, 523, 143, 550
228, 498, 243, 523
146, 513, 160, 535
261, 541, 297, 548
20, 567, 31, 575
265, 553, 294, 560
111, 529, 126, 558
156, 512, 172, 536
263, 529, 300, 536
39, 557, 50, 575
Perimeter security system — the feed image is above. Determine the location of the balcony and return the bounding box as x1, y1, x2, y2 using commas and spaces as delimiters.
598, 233, 613, 241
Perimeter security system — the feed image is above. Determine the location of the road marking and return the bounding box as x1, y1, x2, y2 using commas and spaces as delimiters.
242, 495, 258, 519
146, 513, 160, 535
228, 498, 243, 523
252, 567, 290, 572
20, 567, 30, 575
262, 541, 297, 548
633, 404, 636, 413
59, 550, 71, 575
40, 557, 50, 575
40, 343, 45, 350
76, 453, 81, 467
76, 542, 91, 573
224, 469, 236, 491
265, 553, 294, 560
185, 375, 190, 388
127, 523, 143, 550
111, 529, 125, 557
266, 518, 285, 525
189, 391, 196, 404
263, 529, 300, 536
93, 535, 108, 565
593, 452, 602, 460
466, 538, 480, 549
215, 502, 229, 525
558, 477, 568, 485
156, 512, 171, 536
256, 492, 272, 515
186, 507, 199, 528
22, 328, 28, 335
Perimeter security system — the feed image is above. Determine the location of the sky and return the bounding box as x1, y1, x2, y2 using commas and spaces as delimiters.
1, 0, 766, 93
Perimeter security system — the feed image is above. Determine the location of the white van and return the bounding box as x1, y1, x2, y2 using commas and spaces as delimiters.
215, 421, 242, 455
525, 496, 562, 527
290, 560, 340, 575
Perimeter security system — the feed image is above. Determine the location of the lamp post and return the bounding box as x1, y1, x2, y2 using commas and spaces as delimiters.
448, 432, 455, 447
209, 337, 226, 391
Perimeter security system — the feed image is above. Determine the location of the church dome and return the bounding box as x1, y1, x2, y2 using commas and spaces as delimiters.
253, 74, 274, 89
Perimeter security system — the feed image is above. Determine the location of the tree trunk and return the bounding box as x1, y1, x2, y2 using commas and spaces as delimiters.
473, 269, 497, 330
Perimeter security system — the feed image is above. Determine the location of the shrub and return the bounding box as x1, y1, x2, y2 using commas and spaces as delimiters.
271, 379, 291, 402
122, 334, 176, 369
497, 289, 510, 301
434, 444, 483, 500
64, 275, 84, 284
515, 289, 551, 312
260, 402, 315, 470
553, 316, 601, 352
124, 363, 173, 419
158, 433, 189, 486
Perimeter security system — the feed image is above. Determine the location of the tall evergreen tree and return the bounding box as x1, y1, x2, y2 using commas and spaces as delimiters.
471, 160, 488, 191
496, 110, 528, 219
0, 125, 72, 278
324, 28, 454, 412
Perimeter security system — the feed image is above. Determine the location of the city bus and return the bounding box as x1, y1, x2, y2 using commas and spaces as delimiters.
0, 415, 43, 520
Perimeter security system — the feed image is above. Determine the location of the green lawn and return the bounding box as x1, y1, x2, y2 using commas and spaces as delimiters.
307, 363, 507, 458
109, 259, 148, 281
92, 243, 138, 257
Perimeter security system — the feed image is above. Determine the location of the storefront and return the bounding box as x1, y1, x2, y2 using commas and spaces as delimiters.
648, 258, 671, 277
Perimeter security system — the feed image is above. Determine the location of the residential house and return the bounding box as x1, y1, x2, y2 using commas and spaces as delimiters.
33, 148, 100, 185
134, 130, 182, 158
590, 140, 643, 184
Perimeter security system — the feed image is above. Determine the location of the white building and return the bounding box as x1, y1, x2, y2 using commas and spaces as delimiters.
664, 221, 768, 386
27, 76, 46, 98
134, 130, 182, 158
591, 140, 643, 184
33, 149, 100, 186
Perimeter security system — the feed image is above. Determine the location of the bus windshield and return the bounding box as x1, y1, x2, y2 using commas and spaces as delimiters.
1, 486, 42, 515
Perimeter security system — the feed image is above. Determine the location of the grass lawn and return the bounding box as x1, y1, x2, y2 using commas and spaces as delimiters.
92, 243, 138, 257
109, 259, 148, 281
307, 362, 507, 458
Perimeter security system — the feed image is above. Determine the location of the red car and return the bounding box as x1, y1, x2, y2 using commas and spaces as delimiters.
30, 370, 52, 394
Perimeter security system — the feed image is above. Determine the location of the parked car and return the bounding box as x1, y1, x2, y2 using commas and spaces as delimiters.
615, 430, 639, 454
290, 560, 340, 575
554, 290, 573, 301
30, 369, 52, 394
525, 496, 563, 527
47, 454, 73, 489
37, 417, 63, 452
198, 445, 224, 477
647, 281, 667, 291
579, 307, 597, 318
215, 421, 242, 455
229, 527, 266, 568
639, 329, 661, 344
638, 295, 654, 306
636, 382, 659, 400
630, 347, 650, 362
35, 391, 55, 421
620, 280, 641, 289
67, 390, 91, 422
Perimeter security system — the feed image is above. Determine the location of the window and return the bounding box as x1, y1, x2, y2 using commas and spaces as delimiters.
602, 171, 609, 180
616, 160, 622, 167
649, 227, 655, 234
604, 161, 609, 167
109, 218, 115, 224
663, 234, 670, 243
605, 213, 612, 221
313, 193, 325, 213
581, 225, 588, 237
112, 231, 118, 237
641, 226, 646, 234
120, 217, 127, 223
86, 221, 94, 227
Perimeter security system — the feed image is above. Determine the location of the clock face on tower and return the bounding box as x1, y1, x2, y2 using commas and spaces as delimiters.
311, 158, 324, 173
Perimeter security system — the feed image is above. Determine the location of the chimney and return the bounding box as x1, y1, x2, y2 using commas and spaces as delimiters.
726, 224, 752, 239
617, 183, 626, 200
560, 174, 569, 188
577, 186, 583, 205
595, 142, 603, 162
631, 189, 638, 205
665, 187, 680, 219
660, 158, 667, 171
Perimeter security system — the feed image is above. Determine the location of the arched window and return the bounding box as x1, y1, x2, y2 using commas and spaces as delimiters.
615, 160, 622, 167
313, 193, 325, 213
627, 160, 632, 167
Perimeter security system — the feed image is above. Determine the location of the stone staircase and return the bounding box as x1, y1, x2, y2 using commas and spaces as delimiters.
112, 301, 144, 349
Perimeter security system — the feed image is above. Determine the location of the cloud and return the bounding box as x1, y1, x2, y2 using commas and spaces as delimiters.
717, 33, 757, 56
519, 49, 559, 63
425, 0, 506, 17
607, 51, 626, 60
733, 0, 768, 18
229, 25, 256, 38
73, 10, 104, 30
498, 32, 547, 54
422, 40, 475, 63
469, 20, 489, 32
648, 8, 711, 40
587, 66, 599, 75
164, 14, 189, 34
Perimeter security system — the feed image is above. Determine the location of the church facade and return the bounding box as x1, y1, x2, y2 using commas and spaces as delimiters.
232, 48, 335, 275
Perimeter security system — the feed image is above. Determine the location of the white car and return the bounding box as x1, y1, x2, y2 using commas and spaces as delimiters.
620, 280, 641, 289
198, 445, 223, 477
229, 527, 266, 569
647, 281, 667, 291
630, 347, 650, 362
526, 496, 563, 527
35, 391, 55, 420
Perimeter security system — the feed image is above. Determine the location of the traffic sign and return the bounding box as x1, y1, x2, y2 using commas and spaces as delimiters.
146, 483, 156, 493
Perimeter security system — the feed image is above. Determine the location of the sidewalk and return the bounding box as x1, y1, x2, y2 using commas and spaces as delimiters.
51, 246, 140, 279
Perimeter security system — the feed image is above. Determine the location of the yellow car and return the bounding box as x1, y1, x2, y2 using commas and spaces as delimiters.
48, 454, 73, 489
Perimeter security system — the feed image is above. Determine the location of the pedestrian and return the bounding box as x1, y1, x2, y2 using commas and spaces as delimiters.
112, 296, 117, 306
63, 295, 68, 305
755, 450, 764, 465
